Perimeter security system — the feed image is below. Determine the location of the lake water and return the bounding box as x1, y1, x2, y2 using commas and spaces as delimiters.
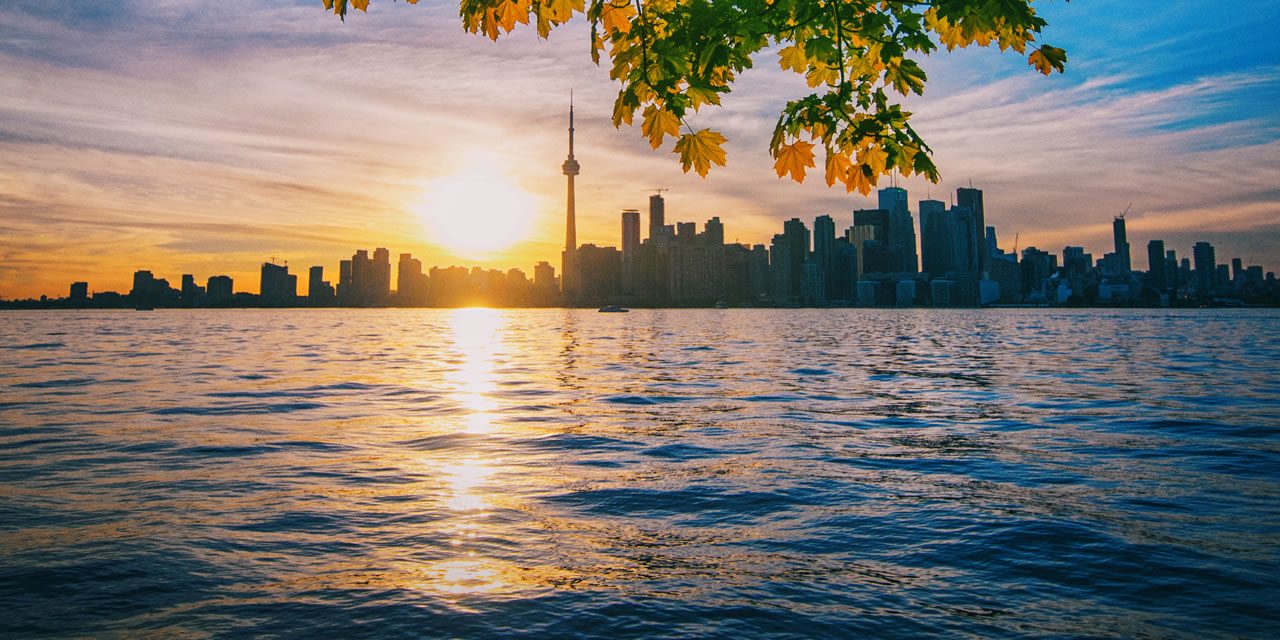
1, 308, 1278, 638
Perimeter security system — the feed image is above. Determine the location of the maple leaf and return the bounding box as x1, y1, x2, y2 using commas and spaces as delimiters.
599, 1, 634, 34
774, 140, 816, 182
777, 44, 808, 73
640, 105, 681, 149
859, 145, 889, 176
674, 129, 728, 177
824, 149, 853, 188
1028, 45, 1066, 75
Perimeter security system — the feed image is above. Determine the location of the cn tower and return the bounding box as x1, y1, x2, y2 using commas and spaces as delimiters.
560, 92, 580, 300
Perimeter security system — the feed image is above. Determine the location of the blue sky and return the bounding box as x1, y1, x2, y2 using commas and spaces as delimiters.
0, 0, 1277, 296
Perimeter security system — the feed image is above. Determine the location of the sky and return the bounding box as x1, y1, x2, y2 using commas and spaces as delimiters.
0, 0, 1277, 298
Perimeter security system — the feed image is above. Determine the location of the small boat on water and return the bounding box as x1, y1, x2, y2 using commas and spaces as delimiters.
598, 305, 629, 313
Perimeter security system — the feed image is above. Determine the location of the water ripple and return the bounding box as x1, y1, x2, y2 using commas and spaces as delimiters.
0, 308, 1277, 638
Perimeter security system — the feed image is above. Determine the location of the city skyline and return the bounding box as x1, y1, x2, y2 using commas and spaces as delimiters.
12, 184, 1275, 309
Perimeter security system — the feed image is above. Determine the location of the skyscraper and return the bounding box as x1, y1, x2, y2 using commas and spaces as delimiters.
373, 247, 391, 302
878, 187, 917, 273
648, 193, 665, 241
956, 187, 985, 275
704, 217, 725, 247
621, 210, 640, 294
1147, 240, 1167, 291
1193, 241, 1215, 296
851, 209, 889, 281
918, 199, 950, 278
260, 262, 296, 305
1113, 215, 1131, 274
561, 95, 580, 299
813, 215, 836, 296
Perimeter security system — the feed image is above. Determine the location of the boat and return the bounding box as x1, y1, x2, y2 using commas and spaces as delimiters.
597, 305, 629, 313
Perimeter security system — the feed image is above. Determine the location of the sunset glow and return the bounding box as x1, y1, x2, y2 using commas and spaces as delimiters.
412, 158, 542, 261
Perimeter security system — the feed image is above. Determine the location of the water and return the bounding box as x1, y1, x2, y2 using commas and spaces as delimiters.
1, 308, 1278, 638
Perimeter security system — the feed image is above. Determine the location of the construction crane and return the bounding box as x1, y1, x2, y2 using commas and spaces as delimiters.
1012, 233, 1019, 256
647, 188, 670, 196
1118, 202, 1133, 219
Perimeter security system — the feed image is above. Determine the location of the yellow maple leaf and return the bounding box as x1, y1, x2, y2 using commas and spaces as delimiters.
824, 150, 853, 188
640, 105, 681, 149
777, 44, 808, 73
774, 140, 816, 182
674, 129, 728, 177
847, 164, 873, 195
859, 145, 889, 176
805, 64, 840, 88
600, 1, 634, 34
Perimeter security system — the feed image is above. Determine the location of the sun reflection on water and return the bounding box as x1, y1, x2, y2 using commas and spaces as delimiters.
447, 308, 502, 435
421, 308, 512, 598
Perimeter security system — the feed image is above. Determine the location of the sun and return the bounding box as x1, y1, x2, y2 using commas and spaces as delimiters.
411, 157, 541, 260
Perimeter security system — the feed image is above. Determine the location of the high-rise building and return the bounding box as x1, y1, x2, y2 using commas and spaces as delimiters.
851, 208, 889, 281
813, 215, 836, 297
950, 205, 978, 274
309, 266, 334, 304
704, 217, 725, 247
1113, 215, 1131, 274
878, 187, 917, 273
1147, 240, 1167, 291
338, 259, 353, 302
260, 262, 296, 305
956, 187, 986, 275
561, 96, 580, 300
373, 248, 391, 302
180, 274, 203, 305
648, 193, 666, 241
206, 276, 233, 301
533, 261, 556, 290
69, 282, 88, 302
781, 218, 809, 301
621, 209, 641, 294
621, 210, 641, 255
1231, 257, 1244, 283
396, 254, 426, 304
1193, 241, 1216, 296
918, 199, 950, 278
130, 270, 154, 302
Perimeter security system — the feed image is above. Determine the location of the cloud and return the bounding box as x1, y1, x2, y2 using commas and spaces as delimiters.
0, 0, 1277, 298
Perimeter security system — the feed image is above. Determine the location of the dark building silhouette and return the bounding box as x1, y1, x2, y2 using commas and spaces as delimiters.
561, 99, 580, 300
206, 276, 233, 302
1147, 240, 1167, 292
1193, 241, 1216, 297
621, 209, 640, 294
879, 187, 918, 273
918, 199, 950, 278
69, 282, 88, 302
1113, 215, 1131, 274
649, 194, 666, 241
396, 254, 426, 305
309, 266, 335, 305
956, 187, 986, 275
260, 262, 297, 306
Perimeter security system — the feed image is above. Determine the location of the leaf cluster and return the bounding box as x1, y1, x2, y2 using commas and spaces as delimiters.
322, 0, 1067, 192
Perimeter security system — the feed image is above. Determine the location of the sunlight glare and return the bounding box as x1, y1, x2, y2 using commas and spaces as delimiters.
411, 156, 540, 260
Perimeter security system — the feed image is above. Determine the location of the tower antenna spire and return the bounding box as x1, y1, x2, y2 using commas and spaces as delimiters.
561, 90, 581, 300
